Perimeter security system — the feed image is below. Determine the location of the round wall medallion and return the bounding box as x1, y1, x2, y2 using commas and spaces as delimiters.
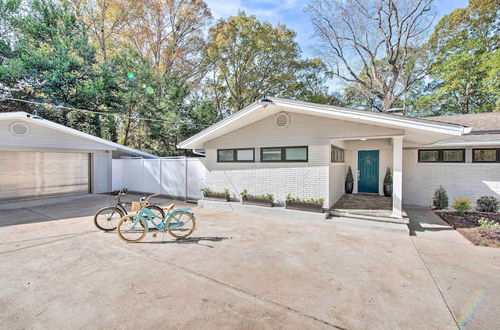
274, 111, 290, 128
10, 121, 30, 136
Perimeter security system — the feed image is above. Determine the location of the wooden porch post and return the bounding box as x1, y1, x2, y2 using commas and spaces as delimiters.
392, 136, 403, 218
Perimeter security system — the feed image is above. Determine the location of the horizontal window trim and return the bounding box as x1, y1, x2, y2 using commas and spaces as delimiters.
418, 149, 465, 163
217, 148, 255, 163
472, 148, 500, 163
260, 146, 308, 163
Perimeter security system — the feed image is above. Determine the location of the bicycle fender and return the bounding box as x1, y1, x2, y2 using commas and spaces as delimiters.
171, 208, 193, 215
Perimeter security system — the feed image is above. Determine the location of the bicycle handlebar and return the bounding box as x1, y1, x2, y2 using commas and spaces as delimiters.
142, 193, 160, 202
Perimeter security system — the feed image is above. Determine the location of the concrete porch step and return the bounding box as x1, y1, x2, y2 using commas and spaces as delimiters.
329, 209, 409, 225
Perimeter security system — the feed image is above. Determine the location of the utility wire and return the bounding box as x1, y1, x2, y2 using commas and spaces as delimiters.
2, 97, 212, 128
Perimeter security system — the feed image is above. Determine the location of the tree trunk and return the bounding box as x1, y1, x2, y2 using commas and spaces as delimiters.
381, 95, 396, 112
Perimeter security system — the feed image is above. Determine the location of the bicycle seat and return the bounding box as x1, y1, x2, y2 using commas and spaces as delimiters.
164, 204, 175, 212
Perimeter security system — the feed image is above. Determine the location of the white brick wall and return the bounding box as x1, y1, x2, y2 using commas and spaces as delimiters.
403, 149, 500, 206
204, 145, 331, 207
329, 164, 346, 206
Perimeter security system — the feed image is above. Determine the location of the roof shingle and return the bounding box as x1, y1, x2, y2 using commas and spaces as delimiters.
422, 113, 500, 133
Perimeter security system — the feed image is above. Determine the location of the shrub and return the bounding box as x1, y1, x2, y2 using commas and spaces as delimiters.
201, 188, 229, 196
478, 217, 499, 228
383, 168, 392, 185
453, 199, 472, 214
240, 189, 273, 200
345, 166, 354, 183
433, 186, 449, 209
286, 193, 324, 204
476, 196, 499, 213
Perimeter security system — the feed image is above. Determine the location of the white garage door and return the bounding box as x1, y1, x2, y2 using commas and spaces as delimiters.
0, 152, 89, 201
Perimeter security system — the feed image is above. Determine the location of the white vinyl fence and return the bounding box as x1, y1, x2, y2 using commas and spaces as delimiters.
112, 157, 205, 200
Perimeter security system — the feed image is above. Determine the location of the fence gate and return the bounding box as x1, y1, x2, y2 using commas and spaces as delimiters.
112, 157, 205, 201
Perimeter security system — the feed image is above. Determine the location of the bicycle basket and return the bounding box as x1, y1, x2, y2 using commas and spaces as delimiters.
131, 202, 141, 212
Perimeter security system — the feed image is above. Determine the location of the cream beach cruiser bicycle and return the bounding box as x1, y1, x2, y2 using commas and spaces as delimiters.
117, 193, 196, 243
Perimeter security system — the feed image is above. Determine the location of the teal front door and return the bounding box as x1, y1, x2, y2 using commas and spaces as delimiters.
358, 150, 379, 193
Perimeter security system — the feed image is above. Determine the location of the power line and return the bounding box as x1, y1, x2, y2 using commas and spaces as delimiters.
2, 97, 212, 128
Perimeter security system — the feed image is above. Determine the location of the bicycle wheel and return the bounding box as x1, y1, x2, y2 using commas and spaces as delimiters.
94, 207, 124, 231
167, 211, 196, 239
117, 215, 148, 243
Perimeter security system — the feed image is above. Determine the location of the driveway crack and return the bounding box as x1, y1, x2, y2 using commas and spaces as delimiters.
113, 243, 347, 329
410, 236, 460, 329
23, 208, 56, 220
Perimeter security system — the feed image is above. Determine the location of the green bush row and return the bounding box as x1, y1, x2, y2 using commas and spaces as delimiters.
433, 186, 499, 213
201, 188, 229, 196
286, 193, 324, 205
240, 189, 273, 200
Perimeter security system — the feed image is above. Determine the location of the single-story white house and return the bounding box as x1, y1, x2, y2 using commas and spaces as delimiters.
178, 97, 500, 218
0, 112, 157, 201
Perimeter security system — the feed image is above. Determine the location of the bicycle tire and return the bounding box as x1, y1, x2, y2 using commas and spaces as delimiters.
117, 215, 148, 243
145, 205, 166, 219
167, 211, 196, 239
94, 207, 124, 231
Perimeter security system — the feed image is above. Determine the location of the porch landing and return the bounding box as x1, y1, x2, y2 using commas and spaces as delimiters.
330, 194, 408, 224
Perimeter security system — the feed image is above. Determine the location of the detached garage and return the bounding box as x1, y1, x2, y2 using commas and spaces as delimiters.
0, 112, 157, 201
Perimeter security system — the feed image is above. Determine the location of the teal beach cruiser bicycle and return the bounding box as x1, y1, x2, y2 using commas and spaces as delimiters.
117, 193, 196, 243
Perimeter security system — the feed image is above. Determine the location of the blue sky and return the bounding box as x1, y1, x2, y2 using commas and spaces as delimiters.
205, 0, 469, 90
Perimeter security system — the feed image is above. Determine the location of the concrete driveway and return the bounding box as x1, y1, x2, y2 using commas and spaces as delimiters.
0, 195, 498, 329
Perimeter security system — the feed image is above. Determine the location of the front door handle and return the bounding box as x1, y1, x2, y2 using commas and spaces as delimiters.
357, 170, 360, 180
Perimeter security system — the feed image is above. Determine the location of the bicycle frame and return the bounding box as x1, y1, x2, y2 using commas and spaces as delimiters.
132, 206, 193, 232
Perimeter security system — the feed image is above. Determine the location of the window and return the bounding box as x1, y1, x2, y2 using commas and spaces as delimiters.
442, 149, 465, 162
331, 146, 345, 163
261, 146, 308, 162
217, 148, 255, 162
419, 150, 439, 162
418, 149, 465, 163
473, 149, 499, 162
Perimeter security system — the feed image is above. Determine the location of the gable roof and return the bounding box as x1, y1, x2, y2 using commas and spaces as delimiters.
422, 112, 500, 147
0, 112, 158, 158
423, 112, 500, 134
178, 97, 471, 149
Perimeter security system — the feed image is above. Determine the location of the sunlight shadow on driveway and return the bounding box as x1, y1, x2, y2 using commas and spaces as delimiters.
140, 236, 232, 248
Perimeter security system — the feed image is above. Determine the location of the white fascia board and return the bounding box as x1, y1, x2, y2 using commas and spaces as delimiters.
177, 98, 471, 149
177, 101, 262, 149
0, 112, 158, 158
272, 99, 470, 136
430, 141, 500, 147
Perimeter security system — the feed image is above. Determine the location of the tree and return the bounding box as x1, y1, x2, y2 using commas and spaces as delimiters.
307, 0, 435, 111
0, 0, 123, 134
65, 0, 139, 62
204, 12, 329, 113
124, 0, 211, 83
421, 0, 499, 114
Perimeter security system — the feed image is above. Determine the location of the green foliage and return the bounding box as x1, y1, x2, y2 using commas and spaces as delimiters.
433, 186, 449, 210
345, 166, 354, 183
204, 12, 329, 113
240, 189, 273, 200
286, 193, 324, 205
383, 168, 392, 185
420, 0, 500, 114
453, 199, 472, 214
201, 188, 229, 197
0, 0, 221, 157
476, 196, 499, 213
478, 217, 499, 228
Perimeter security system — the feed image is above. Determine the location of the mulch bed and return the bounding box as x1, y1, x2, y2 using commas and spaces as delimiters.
435, 211, 500, 248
